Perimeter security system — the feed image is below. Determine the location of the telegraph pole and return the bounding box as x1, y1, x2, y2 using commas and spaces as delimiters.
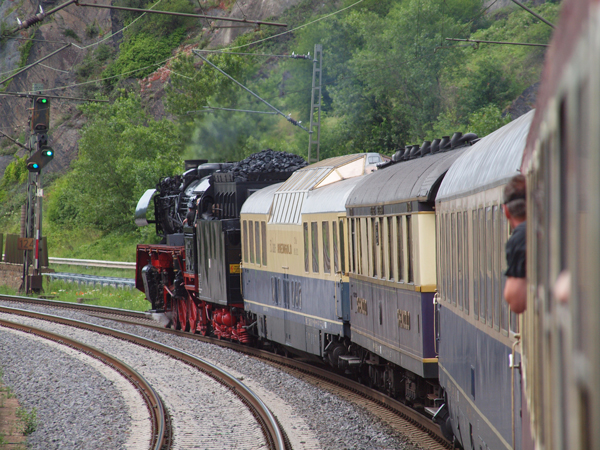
308, 44, 323, 163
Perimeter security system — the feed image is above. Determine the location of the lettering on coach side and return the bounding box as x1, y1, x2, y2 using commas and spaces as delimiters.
357, 297, 368, 315
277, 243, 293, 254
397, 309, 411, 330
269, 240, 294, 254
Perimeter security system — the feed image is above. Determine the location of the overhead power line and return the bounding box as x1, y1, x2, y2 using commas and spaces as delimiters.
0, 44, 71, 86
76, 3, 287, 27
194, 49, 310, 59
0, 92, 109, 102
445, 38, 548, 48
222, 0, 366, 51
193, 50, 308, 132
186, 106, 277, 115
510, 0, 554, 29
0, 130, 28, 150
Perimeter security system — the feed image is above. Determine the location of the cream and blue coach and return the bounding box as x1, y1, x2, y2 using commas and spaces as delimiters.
435, 110, 533, 450
240, 154, 374, 359
343, 142, 471, 403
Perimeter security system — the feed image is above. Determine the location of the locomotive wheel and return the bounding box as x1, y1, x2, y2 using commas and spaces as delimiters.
170, 300, 181, 330
179, 299, 190, 332
188, 302, 198, 334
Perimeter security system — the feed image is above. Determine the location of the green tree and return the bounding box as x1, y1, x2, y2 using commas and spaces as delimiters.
47, 94, 183, 231
467, 104, 511, 138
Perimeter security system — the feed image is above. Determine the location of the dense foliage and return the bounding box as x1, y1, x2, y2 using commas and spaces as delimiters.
0, 0, 561, 256
164, 0, 559, 162
46, 94, 183, 232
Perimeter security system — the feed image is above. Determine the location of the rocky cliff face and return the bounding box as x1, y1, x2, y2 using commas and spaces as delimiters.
0, 0, 114, 175
0, 0, 302, 177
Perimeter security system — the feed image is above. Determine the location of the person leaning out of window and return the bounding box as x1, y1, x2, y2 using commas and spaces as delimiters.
502, 174, 527, 314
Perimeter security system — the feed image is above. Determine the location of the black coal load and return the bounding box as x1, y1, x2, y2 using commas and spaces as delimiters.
218, 149, 307, 182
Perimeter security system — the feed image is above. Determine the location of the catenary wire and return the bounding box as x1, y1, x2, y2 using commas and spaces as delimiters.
8, 0, 365, 93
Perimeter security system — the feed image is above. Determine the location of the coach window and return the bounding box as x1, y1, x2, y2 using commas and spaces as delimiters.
444, 213, 450, 302
451, 213, 457, 304
361, 218, 368, 276
500, 211, 508, 334
471, 211, 478, 316
486, 207, 493, 327
356, 218, 362, 274
243, 221, 249, 263
463, 211, 470, 314
311, 222, 319, 273
473, 211, 479, 319
371, 218, 377, 277
493, 205, 501, 331
255, 220, 261, 266
350, 218, 356, 273
471, 213, 479, 319
379, 217, 385, 279
479, 208, 486, 323
407, 215, 414, 284
303, 222, 309, 273
249, 221, 255, 264
387, 216, 394, 280
457, 212, 463, 310
261, 222, 267, 266
493, 205, 500, 331
332, 221, 339, 273
322, 221, 331, 274
397, 216, 404, 282
339, 219, 346, 274
439, 213, 446, 302
436, 213, 448, 300
446, 213, 451, 302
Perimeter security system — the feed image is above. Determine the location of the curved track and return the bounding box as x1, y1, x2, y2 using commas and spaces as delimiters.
0, 297, 287, 450
0, 315, 168, 450
0, 294, 449, 449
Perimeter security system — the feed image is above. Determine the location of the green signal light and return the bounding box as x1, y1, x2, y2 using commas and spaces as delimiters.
40, 98, 47, 104
42, 149, 53, 157
32, 163, 39, 169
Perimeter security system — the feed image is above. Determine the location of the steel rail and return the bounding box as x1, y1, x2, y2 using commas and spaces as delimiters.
0, 316, 168, 450
0, 294, 447, 447
0, 303, 286, 450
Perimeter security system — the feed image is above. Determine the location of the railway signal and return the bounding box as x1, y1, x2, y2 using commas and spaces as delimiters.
31, 97, 50, 134
26, 146, 54, 172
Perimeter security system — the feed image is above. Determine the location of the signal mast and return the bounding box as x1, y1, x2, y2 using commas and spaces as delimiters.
21, 84, 54, 293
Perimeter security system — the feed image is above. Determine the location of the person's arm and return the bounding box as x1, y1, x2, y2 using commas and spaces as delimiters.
504, 277, 527, 313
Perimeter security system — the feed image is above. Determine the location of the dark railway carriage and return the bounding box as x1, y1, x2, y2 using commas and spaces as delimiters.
344, 143, 472, 405
435, 110, 534, 450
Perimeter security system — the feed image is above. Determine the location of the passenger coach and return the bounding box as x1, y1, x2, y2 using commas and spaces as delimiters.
241, 154, 373, 360
435, 110, 533, 450
344, 137, 473, 405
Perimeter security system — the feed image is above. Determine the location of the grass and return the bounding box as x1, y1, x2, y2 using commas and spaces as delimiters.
0, 280, 150, 312
15, 407, 36, 435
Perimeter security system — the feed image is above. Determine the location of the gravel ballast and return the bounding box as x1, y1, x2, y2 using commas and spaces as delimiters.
0, 327, 135, 450
0, 302, 414, 450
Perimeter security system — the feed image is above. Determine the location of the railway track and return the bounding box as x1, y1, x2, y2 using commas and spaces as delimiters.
0, 315, 168, 450
0, 298, 287, 450
0, 293, 450, 449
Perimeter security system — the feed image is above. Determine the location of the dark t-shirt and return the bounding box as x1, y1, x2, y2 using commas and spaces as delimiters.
505, 221, 526, 278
